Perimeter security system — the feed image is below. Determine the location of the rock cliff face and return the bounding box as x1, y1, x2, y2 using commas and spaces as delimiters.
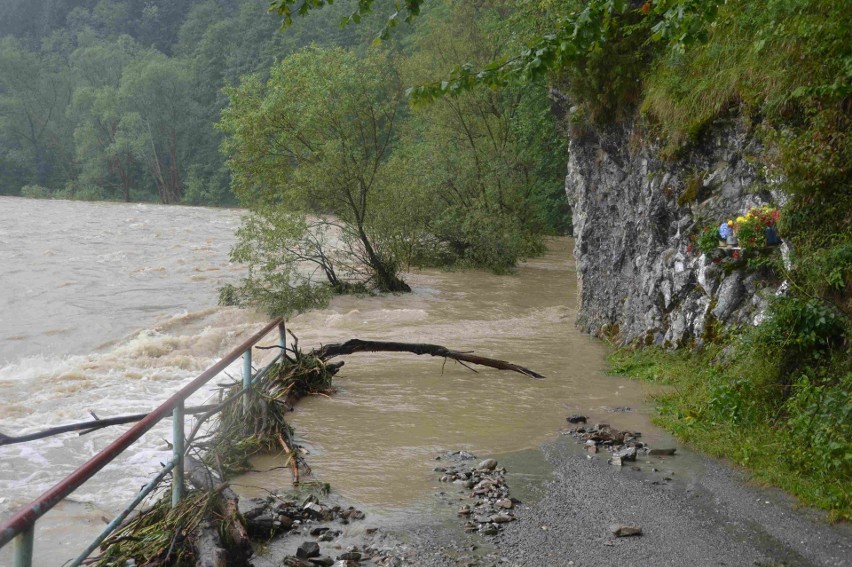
565, 115, 782, 346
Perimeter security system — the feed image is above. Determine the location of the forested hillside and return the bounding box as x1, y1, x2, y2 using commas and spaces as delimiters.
0, 0, 569, 236
0, 0, 415, 204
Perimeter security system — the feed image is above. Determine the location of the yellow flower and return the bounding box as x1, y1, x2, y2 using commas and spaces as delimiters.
736, 216, 747, 224
727, 220, 734, 226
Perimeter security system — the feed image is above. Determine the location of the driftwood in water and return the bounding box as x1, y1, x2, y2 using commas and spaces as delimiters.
1, 337, 543, 448
314, 339, 545, 379
186, 456, 251, 564
0, 404, 218, 447
194, 520, 227, 567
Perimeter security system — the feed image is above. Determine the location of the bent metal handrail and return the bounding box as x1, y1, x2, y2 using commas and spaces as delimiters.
0, 316, 285, 565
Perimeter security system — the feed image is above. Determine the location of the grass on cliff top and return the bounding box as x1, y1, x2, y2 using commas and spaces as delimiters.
609, 342, 851, 522
641, 0, 850, 153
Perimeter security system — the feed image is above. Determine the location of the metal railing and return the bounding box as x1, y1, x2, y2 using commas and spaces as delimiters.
0, 317, 287, 567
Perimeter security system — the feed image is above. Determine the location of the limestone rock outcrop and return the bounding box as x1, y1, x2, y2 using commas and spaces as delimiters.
565, 112, 783, 346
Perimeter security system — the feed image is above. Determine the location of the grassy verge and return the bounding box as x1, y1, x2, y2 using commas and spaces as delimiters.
608, 341, 851, 521
600, 0, 851, 523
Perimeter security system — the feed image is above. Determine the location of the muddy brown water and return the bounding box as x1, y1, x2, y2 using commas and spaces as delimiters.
0, 197, 670, 565
233, 239, 671, 524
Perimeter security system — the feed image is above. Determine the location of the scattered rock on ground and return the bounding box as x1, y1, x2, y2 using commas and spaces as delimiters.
610, 523, 643, 537
435, 451, 518, 539
565, 419, 676, 467
297, 541, 321, 559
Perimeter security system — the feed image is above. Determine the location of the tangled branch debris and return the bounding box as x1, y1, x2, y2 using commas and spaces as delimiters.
93, 489, 212, 567
74, 332, 544, 565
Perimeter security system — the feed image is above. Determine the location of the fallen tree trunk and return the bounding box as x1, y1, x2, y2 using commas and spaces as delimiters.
194, 520, 227, 567
314, 339, 545, 379
186, 456, 251, 565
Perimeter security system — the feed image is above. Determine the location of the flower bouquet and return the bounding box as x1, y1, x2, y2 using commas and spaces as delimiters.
735, 206, 781, 250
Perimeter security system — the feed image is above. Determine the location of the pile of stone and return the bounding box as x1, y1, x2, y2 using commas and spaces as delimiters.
241, 493, 364, 542
434, 451, 517, 537
282, 541, 369, 567
282, 539, 414, 566
242, 492, 418, 566
564, 416, 676, 466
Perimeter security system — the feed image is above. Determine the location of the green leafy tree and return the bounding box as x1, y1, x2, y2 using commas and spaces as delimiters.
71, 86, 138, 201
399, 1, 568, 271
220, 211, 338, 317
117, 54, 201, 204
0, 37, 76, 193
219, 46, 412, 307
68, 37, 146, 201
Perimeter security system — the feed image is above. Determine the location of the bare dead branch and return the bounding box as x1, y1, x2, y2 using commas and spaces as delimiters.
314, 339, 544, 379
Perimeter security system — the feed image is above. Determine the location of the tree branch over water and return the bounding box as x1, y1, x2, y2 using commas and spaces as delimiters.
315, 338, 545, 379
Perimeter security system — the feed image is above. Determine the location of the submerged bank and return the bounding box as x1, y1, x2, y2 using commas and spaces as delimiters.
232, 238, 671, 514
0, 204, 668, 565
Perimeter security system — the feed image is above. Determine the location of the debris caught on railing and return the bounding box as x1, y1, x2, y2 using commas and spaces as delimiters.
80, 327, 543, 566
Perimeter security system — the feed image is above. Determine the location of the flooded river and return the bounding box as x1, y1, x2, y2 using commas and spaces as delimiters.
0, 197, 666, 565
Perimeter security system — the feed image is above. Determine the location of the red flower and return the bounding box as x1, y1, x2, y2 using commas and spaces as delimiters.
732, 251, 740, 260
641, 2, 651, 14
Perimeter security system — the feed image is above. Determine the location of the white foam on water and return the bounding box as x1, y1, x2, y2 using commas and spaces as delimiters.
0, 307, 269, 523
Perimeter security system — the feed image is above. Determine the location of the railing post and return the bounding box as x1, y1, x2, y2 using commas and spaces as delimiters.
278, 321, 287, 352
13, 525, 33, 567
171, 400, 184, 508
242, 348, 252, 413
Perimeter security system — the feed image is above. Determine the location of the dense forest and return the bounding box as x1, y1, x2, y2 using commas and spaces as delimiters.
0, 0, 389, 205
0, 0, 568, 220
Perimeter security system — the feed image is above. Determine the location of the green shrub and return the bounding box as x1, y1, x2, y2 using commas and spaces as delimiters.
73, 185, 106, 201
695, 224, 721, 255
785, 370, 852, 476
610, 340, 851, 519
430, 207, 545, 274
19, 184, 52, 199
754, 296, 846, 358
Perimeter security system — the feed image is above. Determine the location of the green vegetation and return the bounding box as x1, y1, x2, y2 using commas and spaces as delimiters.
220, 46, 412, 295
218, 1, 570, 308
0, 0, 571, 306
0, 0, 394, 204
695, 224, 721, 255
610, 326, 851, 520
566, 0, 852, 519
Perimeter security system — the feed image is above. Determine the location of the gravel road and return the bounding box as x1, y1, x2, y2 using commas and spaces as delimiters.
388, 438, 851, 567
